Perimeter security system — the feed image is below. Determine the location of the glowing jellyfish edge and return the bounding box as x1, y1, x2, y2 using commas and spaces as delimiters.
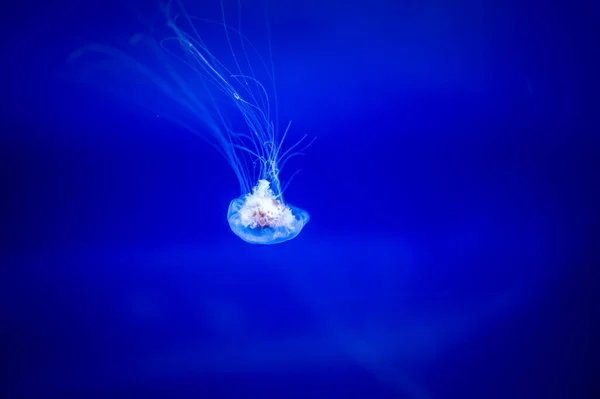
227, 180, 310, 245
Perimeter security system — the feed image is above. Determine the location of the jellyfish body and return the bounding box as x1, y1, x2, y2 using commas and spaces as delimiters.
70, 0, 312, 244
228, 180, 310, 244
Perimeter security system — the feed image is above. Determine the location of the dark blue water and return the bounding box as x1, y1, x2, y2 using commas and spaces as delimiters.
2, 0, 599, 398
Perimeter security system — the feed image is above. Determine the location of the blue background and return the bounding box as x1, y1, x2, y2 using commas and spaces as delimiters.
1, 0, 599, 398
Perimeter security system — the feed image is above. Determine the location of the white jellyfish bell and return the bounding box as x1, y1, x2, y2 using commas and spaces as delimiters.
69, 0, 313, 244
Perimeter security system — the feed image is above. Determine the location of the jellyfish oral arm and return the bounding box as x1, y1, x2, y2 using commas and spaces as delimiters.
237, 180, 294, 229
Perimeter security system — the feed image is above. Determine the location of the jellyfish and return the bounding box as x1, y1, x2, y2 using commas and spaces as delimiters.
69, 0, 313, 244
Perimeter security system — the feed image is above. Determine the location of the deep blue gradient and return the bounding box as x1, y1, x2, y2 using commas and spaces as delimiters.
1, 0, 599, 398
